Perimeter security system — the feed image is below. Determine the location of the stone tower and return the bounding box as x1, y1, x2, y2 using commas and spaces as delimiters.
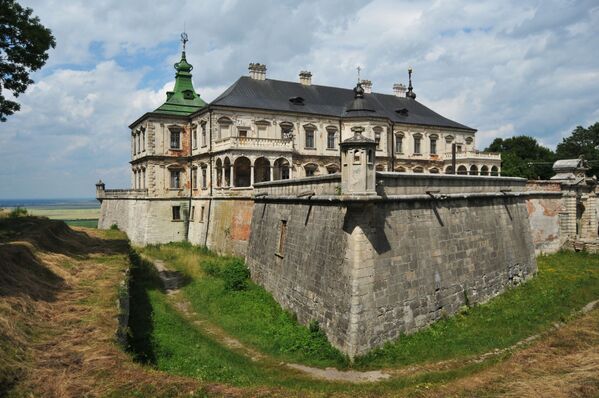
340, 126, 377, 195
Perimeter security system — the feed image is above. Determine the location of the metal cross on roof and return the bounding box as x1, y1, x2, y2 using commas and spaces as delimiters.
181, 32, 188, 51
356, 66, 361, 83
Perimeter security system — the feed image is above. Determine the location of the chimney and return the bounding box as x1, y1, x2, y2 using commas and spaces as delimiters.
299, 70, 312, 85
361, 79, 372, 94
248, 63, 267, 80
393, 83, 406, 97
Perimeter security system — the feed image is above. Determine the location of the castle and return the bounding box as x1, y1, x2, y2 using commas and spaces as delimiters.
97, 39, 596, 358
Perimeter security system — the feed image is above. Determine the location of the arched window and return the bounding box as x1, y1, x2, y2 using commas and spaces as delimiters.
429, 167, 440, 174
457, 165, 468, 175
376, 164, 385, 171
413, 166, 424, 173
469, 165, 478, 175
215, 158, 223, 187
480, 165, 489, 176
280, 122, 294, 140
234, 157, 251, 187
254, 157, 271, 183
223, 157, 231, 186
326, 164, 340, 174
445, 165, 454, 174
274, 158, 290, 180
304, 163, 319, 177
491, 166, 499, 176
395, 166, 406, 172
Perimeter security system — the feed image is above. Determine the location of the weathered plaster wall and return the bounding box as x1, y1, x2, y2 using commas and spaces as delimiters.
98, 199, 188, 245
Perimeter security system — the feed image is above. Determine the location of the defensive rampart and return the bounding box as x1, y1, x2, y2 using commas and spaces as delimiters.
246, 173, 538, 358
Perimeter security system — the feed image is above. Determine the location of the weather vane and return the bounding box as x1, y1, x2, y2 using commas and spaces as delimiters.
356, 65, 361, 83
181, 32, 188, 51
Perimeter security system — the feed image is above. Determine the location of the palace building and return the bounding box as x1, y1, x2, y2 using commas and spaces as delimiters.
98, 37, 501, 248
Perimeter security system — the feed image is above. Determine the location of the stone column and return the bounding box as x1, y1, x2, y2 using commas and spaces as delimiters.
562, 191, 578, 240
250, 165, 255, 186
229, 164, 234, 187
269, 165, 274, 181
581, 192, 598, 240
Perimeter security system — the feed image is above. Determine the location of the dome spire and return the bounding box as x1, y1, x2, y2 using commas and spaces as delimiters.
406, 66, 417, 99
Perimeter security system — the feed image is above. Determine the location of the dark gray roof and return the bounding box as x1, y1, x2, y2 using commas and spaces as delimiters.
211, 76, 475, 131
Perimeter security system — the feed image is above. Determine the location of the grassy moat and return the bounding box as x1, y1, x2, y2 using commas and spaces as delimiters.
1, 215, 598, 397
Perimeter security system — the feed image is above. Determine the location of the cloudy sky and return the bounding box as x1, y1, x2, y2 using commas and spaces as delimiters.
1, 0, 598, 199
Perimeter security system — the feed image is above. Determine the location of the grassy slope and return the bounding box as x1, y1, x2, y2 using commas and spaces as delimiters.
139, 244, 599, 372
141, 243, 348, 368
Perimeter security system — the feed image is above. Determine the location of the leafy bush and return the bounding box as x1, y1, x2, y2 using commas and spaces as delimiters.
221, 258, 250, 291
201, 259, 222, 277
110, 223, 119, 230
9, 207, 27, 218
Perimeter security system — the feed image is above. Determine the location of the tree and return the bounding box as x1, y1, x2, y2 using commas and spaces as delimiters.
556, 122, 599, 177
0, 0, 55, 121
485, 135, 555, 180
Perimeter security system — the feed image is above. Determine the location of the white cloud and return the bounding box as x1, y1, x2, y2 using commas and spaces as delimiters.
1, 0, 599, 198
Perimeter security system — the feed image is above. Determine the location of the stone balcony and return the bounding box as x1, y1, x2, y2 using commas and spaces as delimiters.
440, 151, 501, 161
97, 188, 148, 200
213, 136, 293, 153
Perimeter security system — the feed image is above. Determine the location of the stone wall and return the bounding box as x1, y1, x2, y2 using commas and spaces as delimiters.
524, 181, 564, 255
98, 198, 188, 245
246, 173, 538, 358
188, 197, 254, 256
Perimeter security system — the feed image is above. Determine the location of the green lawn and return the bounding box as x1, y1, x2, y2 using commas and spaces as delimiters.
131, 244, 599, 377
64, 219, 98, 228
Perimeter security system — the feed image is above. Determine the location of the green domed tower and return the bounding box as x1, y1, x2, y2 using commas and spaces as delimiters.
154, 33, 206, 116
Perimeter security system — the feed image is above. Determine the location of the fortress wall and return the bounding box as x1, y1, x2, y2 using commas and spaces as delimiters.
524, 181, 565, 255
204, 198, 254, 256
346, 197, 536, 357
246, 174, 537, 358
245, 202, 354, 350
98, 198, 187, 245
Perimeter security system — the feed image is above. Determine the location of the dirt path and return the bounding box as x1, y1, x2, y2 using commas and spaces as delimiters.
145, 255, 391, 383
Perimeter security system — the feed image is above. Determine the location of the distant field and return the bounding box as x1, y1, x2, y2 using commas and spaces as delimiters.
21, 207, 100, 220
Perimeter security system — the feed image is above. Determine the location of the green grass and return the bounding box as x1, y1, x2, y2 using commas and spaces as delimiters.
141, 243, 349, 369
354, 250, 599, 368
64, 219, 98, 228
126, 251, 500, 394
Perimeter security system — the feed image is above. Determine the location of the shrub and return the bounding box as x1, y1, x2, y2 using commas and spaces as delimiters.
8, 207, 28, 218
201, 259, 222, 278
110, 223, 119, 230
221, 258, 250, 291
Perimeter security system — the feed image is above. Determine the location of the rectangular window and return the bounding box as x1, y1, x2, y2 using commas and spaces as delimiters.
192, 128, 197, 149
201, 167, 207, 189
192, 168, 197, 189
327, 131, 335, 149
172, 206, 181, 221
374, 132, 381, 148
396, 136, 403, 153
414, 137, 421, 154
305, 129, 315, 148
141, 132, 145, 152
430, 138, 437, 155
200, 206, 205, 222
170, 130, 181, 149
170, 170, 181, 189
238, 129, 248, 138
277, 220, 287, 256
190, 206, 195, 221
201, 124, 207, 146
